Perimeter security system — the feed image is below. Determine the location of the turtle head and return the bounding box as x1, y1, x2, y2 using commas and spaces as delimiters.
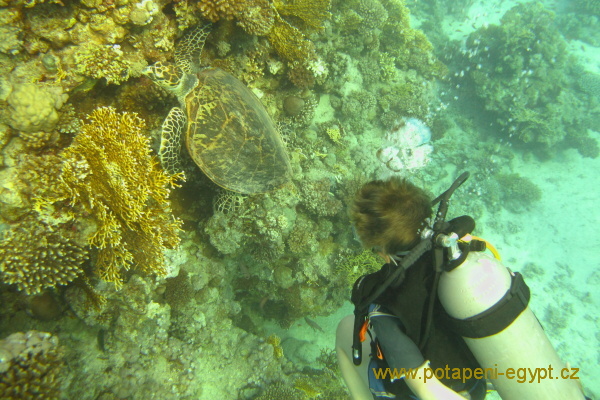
143, 61, 190, 96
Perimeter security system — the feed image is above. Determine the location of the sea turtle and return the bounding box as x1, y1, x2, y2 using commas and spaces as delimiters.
143, 25, 291, 194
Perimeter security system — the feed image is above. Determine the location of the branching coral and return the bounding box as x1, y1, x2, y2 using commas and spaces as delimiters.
74, 44, 131, 85
56, 107, 183, 286
0, 217, 88, 295
299, 178, 342, 217
337, 249, 382, 286
0, 331, 64, 400
2, 106, 182, 290
237, 0, 276, 35
356, 0, 388, 30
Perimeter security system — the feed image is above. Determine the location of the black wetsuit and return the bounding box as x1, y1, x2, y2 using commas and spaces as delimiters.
355, 253, 487, 399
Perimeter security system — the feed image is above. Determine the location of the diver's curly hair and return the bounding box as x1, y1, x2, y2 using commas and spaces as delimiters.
350, 177, 432, 255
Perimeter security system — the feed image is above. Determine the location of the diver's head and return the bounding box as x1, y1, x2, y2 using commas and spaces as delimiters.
350, 177, 432, 256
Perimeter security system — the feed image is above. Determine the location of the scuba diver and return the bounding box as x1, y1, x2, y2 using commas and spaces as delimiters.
335, 173, 590, 400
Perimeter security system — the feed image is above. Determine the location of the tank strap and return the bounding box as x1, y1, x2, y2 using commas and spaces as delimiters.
442, 272, 530, 338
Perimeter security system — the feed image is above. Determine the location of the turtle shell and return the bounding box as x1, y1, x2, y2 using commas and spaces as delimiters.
184, 68, 291, 194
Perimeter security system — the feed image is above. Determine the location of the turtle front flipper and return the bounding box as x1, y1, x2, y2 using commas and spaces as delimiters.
159, 107, 187, 176
175, 23, 212, 74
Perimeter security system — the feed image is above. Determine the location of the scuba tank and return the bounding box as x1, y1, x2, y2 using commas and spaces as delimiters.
351, 172, 587, 400
438, 244, 586, 399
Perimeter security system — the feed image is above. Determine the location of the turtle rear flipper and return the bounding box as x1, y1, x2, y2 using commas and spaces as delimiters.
175, 24, 212, 74
159, 107, 187, 175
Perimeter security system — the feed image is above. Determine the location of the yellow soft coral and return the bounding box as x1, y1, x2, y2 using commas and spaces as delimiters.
59, 107, 183, 287
274, 0, 331, 30
266, 334, 284, 358
267, 14, 316, 64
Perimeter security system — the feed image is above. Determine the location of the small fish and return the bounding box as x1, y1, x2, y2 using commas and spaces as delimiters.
304, 317, 324, 333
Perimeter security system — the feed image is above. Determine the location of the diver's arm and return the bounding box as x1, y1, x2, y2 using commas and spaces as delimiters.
335, 315, 373, 400
404, 360, 466, 400
371, 315, 465, 400
336, 342, 375, 400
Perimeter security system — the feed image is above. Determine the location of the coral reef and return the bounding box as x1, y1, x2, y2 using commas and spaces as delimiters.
0, 331, 64, 400
495, 173, 542, 213
0, 0, 462, 397
330, 0, 443, 131
57, 234, 286, 399
196, 0, 331, 76
459, 2, 599, 157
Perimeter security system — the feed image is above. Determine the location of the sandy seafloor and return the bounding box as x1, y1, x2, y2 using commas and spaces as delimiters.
269, 0, 600, 399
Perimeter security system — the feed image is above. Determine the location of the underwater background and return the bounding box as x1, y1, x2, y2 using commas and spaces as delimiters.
0, 0, 598, 398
